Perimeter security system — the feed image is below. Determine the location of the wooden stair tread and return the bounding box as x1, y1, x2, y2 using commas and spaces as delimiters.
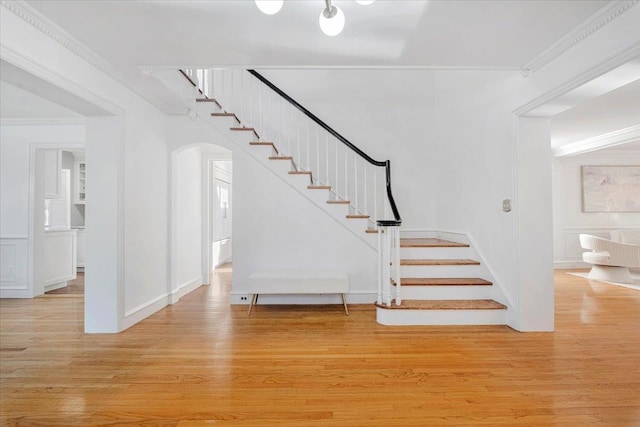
212, 112, 236, 117
346, 214, 370, 219
399, 278, 492, 286
327, 200, 350, 204
269, 156, 293, 160
230, 127, 256, 131
197, 98, 222, 108
308, 185, 331, 190
289, 171, 312, 175
365, 228, 380, 234
400, 238, 469, 248
375, 299, 506, 310
400, 259, 480, 266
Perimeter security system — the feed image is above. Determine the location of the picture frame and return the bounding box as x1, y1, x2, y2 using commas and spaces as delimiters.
581, 165, 640, 213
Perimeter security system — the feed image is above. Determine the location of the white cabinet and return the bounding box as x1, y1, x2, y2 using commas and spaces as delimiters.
74, 160, 86, 204
75, 228, 85, 268
43, 230, 77, 292
44, 150, 62, 199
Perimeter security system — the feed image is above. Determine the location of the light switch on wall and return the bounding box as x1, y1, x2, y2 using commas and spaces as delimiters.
503, 199, 512, 212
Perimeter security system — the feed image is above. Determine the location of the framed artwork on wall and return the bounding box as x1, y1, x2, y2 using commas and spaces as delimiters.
581, 165, 640, 212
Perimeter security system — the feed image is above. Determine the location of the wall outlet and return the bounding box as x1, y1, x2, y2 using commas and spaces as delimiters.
240, 296, 247, 301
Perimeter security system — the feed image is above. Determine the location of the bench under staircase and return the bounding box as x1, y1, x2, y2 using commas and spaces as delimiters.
168, 68, 508, 326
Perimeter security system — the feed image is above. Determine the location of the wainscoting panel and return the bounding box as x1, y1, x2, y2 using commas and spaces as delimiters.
0, 237, 28, 293
555, 227, 640, 268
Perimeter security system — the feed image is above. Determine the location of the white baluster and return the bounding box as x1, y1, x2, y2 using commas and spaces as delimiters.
377, 224, 383, 304
220, 70, 225, 112
374, 167, 378, 223
364, 160, 367, 218
344, 148, 348, 206
240, 71, 244, 126
325, 134, 329, 188
394, 227, 401, 305
306, 121, 310, 171
383, 227, 391, 306
258, 82, 262, 140
316, 128, 320, 184
335, 138, 339, 197
354, 155, 358, 213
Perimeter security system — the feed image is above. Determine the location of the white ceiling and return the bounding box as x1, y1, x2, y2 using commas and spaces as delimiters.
27, 0, 608, 69
6, 0, 638, 154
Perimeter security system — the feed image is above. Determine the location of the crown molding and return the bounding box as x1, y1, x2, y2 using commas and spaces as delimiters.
552, 124, 640, 157
0, 117, 86, 126
1, 1, 127, 90
523, 0, 639, 73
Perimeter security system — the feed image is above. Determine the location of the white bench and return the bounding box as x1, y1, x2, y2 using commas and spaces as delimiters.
247, 271, 349, 315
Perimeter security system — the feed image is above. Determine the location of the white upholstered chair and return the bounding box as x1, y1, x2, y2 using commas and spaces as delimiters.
579, 234, 640, 284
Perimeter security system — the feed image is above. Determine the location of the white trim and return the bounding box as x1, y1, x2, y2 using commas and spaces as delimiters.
28, 143, 84, 299
0, 235, 28, 239
514, 42, 640, 116
44, 281, 67, 292
1, 0, 126, 85
0, 118, 87, 126
0, 44, 123, 117
523, 0, 639, 73
143, 65, 522, 72
122, 292, 169, 330
552, 125, 640, 157
169, 275, 203, 305
554, 260, 591, 269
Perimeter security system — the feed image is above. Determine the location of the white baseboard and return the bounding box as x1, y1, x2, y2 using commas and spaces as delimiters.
554, 260, 590, 269
122, 293, 169, 331
0, 289, 32, 298
170, 276, 203, 304
44, 281, 67, 292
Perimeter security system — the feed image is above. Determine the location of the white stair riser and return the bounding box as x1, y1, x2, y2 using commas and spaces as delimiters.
376, 307, 507, 326
400, 247, 474, 259
396, 285, 493, 300
399, 264, 483, 277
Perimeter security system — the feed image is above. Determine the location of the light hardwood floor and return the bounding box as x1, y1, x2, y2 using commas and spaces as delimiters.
1, 268, 639, 426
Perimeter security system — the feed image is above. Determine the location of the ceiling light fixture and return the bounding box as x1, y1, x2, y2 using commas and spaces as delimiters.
319, 0, 345, 37
254, 0, 374, 36
255, 0, 284, 15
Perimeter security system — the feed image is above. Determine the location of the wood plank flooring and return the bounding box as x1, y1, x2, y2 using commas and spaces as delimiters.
1, 268, 639, 425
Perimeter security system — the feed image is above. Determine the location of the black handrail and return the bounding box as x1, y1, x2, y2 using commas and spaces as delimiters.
247, 70, 401, 226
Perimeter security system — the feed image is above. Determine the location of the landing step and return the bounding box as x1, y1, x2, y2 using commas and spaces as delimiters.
376, 299, 506, 310
400, 259, 480, 266
399, 278, 492, 286
400, 238, 469, 248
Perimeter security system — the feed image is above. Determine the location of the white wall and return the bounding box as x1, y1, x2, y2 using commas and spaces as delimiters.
173, 145, 202, 297
553, 149, 640, 267
2, 6, 171, 331
232, 146, 377, 303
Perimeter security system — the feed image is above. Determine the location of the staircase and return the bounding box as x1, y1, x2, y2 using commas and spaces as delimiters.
169, 68, 508, 326
376, 235, 508, 325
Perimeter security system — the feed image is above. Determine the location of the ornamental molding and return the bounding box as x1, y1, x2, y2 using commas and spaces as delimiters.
552, 124, 640, 157
523, 0, 639, 74
1, 0, 127, 84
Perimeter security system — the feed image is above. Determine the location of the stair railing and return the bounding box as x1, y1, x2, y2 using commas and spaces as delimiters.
181, 68, 402, 307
